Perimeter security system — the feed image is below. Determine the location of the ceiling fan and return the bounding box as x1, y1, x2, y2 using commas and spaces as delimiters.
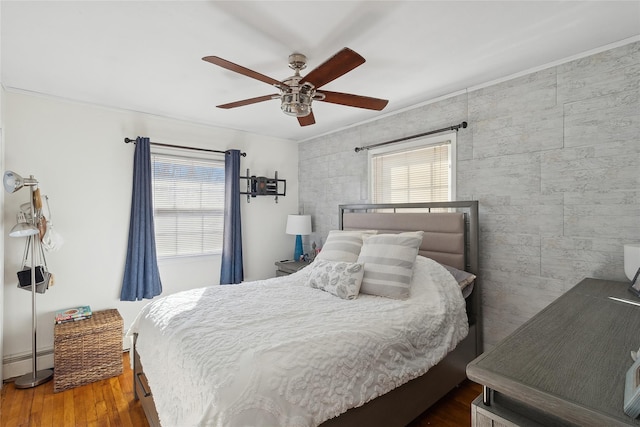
202, 48, 389, 127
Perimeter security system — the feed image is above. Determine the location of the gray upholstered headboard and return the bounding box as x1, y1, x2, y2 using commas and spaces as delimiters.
339, 201, 479, 275
341, 211, 465, 270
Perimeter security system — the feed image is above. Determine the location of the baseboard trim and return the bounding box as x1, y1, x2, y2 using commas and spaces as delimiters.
3, 348, 54, 381
3, 335, 132, 381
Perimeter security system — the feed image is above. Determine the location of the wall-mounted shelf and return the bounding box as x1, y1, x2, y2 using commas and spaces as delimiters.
240, 169, 286, 203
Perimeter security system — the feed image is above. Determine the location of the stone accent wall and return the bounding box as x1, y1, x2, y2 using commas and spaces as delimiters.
298, 42, 640, 349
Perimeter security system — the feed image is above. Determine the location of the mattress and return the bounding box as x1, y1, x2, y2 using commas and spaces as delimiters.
127, 256, 469, 427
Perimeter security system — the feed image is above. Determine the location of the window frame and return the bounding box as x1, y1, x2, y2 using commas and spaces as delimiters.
150, 145, 226, 260
367, 132, 456, 203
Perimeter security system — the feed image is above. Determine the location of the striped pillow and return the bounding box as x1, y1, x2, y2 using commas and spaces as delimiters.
316, 230, 377, 262
357, 231, 424, 299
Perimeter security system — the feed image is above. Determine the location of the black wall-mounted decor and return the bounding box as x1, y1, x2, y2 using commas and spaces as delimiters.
240, 169, 286, 203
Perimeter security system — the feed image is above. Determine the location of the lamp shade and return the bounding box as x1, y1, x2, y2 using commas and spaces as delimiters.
3, 171, 37, 194
9, 222, 39, 238
624, 244, 640, 281
3, 171, 24, 193
286, 215, 312, 236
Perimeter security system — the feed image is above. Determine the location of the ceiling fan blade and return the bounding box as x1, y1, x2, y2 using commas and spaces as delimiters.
217, 94, 278, 109
319, 91, 388, 111
203, 56, 288, 90
299, 48, 365, 89
298, 112, 316, 126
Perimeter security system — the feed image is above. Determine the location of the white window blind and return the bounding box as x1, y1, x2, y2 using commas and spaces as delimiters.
370, 138, 453, 203
151, 152, 225, 258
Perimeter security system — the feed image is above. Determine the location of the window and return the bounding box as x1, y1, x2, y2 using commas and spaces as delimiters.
151, 150, 225, 258
369, 133, 455, 203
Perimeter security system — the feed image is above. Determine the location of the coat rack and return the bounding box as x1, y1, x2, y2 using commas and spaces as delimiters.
240, 169, 286, 203
3, 171, 54, 388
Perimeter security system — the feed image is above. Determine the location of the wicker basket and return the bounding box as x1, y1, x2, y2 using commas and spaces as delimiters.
53, 309, 123, 392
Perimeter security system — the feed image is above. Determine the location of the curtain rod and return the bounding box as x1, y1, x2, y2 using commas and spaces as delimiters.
124, 137, 246, 157
354, 121, 468, 153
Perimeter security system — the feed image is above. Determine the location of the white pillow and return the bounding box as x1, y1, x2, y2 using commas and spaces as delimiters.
306, 259, 364, 300
357, 231, 424, 299
315, 230, 377, 263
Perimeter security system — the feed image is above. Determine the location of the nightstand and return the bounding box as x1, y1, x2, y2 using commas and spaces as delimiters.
275, 260, 309, 276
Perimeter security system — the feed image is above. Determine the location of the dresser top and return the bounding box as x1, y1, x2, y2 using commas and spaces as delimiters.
467, 278, 640, 426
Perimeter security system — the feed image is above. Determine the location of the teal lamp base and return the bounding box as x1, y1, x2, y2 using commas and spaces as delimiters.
294, 234, 303, 261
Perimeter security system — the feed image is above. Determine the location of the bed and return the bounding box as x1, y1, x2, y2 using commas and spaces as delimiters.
130, 201, 481, 427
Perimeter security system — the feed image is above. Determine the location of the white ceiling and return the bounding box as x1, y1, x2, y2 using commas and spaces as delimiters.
2, 1, 639, 142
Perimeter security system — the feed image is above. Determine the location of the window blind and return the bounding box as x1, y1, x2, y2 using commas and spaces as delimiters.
151, 153, 225, 258
371, 142, 450, 203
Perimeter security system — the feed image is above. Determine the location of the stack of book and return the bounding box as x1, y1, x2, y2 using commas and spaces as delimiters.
55, 305, 92, 324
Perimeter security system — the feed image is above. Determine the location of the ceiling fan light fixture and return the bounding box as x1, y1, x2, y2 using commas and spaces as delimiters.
281, 92, 312, 117
204, 48, 388, 126
281, 82, 315, 117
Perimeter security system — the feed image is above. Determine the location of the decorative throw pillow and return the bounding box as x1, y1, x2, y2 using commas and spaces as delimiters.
306, 259, 364, 300
442, 264, 476, 289
315, 230, 377, 263
357, 231, 424, 299
441, 263, 476, 298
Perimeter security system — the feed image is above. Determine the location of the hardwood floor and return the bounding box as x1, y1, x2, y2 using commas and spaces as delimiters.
408, 380, 482, 427
1, 352, 149, 427
1, 352, 481, 426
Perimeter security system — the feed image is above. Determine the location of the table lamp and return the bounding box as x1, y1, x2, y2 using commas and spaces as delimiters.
286, 214, 312, 261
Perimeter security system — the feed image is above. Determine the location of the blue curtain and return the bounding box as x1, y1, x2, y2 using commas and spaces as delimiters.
120, 137, 163, 301
220, 149, 244, 284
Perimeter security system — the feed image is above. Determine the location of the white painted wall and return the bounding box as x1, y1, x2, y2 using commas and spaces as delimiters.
1, 85, 5, 385
2, 90, 299, 379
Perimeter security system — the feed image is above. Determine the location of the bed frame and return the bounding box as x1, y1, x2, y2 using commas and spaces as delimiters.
133, 201, 481, 427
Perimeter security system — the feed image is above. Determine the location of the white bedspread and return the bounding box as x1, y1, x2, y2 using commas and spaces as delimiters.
127, 256, 468, 427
